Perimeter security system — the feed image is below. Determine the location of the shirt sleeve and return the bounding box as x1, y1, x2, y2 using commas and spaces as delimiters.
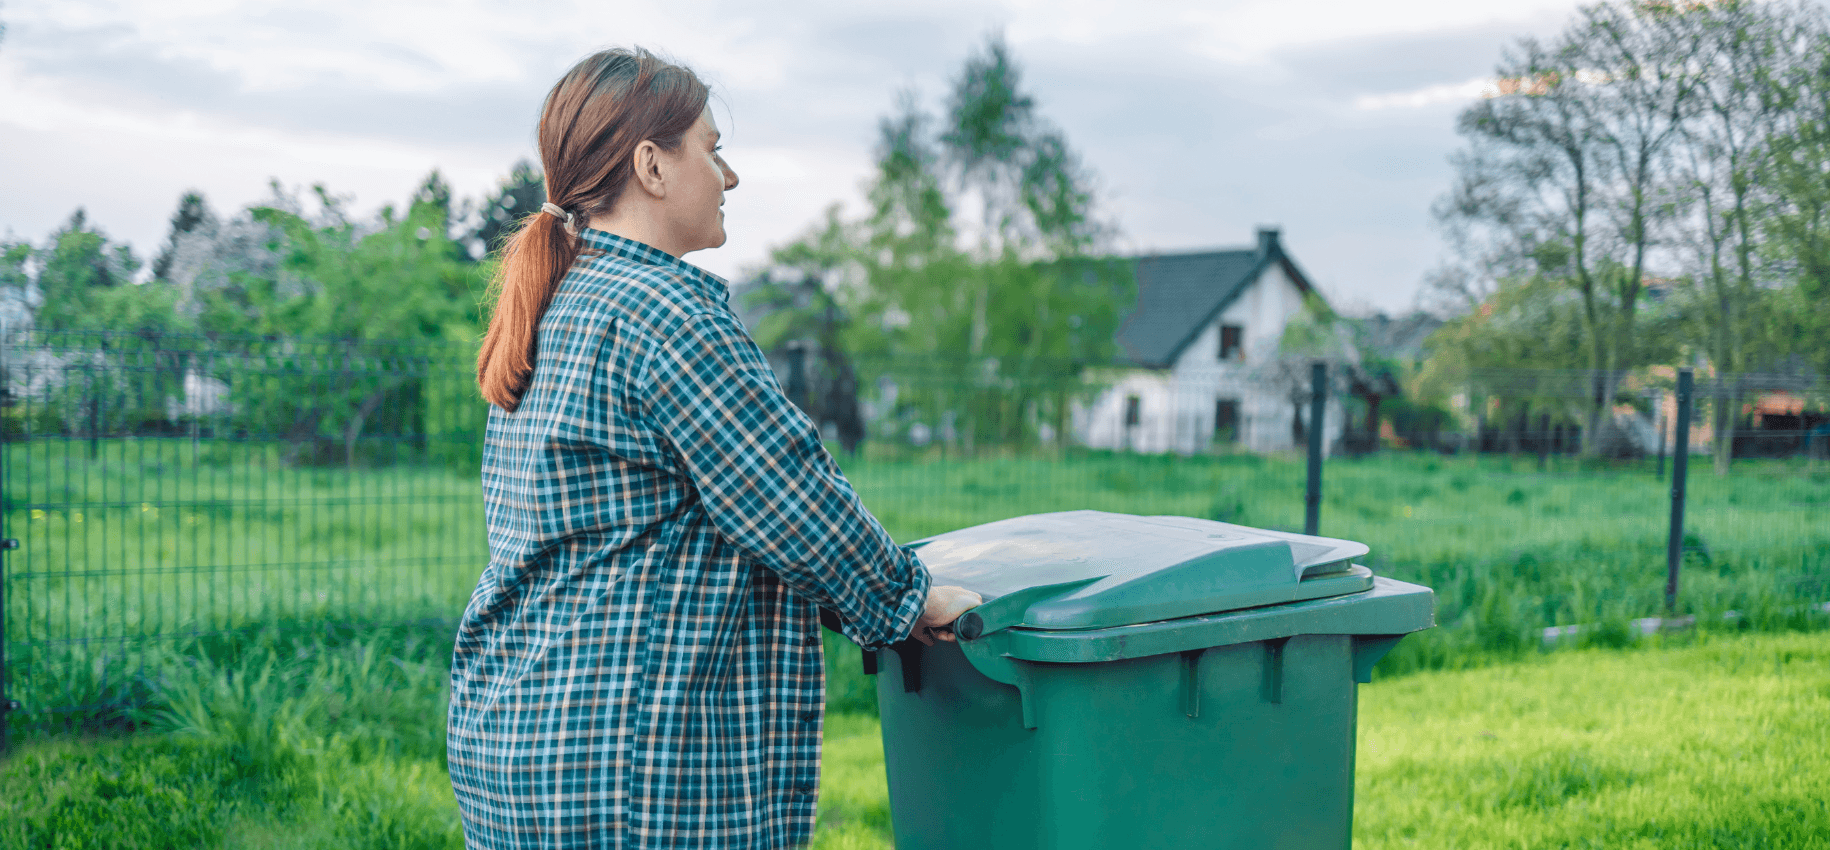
641, 309, 930, 648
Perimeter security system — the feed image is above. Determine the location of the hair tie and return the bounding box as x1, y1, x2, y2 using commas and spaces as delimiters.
540, 202, 578, 234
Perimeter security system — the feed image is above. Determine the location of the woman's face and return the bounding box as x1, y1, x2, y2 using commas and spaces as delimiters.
661, 107, 740, 255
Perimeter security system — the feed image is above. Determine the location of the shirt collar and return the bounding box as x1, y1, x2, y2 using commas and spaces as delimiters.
579, 228, 730, 303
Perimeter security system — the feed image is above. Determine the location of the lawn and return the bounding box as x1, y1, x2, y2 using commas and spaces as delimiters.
5, 629, 1825, 849
1, 442, 1825, 847
813, 631, 1830, 849
6, 442, 1827, 730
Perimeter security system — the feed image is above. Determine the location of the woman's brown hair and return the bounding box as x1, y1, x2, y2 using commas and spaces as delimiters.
476, 48, 710, 411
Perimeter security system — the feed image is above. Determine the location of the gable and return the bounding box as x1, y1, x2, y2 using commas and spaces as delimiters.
1114, 235, 1318, 369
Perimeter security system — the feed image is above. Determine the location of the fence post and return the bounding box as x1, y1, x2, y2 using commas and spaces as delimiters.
1666, 369, 1693, 616
1655, 388, 1667, 482
0, 328, 13, 753
1305, 362, 1326, 536
89, 371, 100, 462
783, 341, 810, 416
1536, 412, 1550, 471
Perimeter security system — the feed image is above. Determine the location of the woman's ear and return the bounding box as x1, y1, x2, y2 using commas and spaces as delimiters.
630, 140, 667, 199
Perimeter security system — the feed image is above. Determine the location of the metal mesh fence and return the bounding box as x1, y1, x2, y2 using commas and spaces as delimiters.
0, 330, 486, 734
0, 330, 1825, 737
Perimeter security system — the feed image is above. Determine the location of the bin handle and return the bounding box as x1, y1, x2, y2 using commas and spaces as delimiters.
951, 577, 1104, 641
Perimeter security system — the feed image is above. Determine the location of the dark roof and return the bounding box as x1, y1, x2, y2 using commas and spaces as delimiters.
1114, 229, 1317, 368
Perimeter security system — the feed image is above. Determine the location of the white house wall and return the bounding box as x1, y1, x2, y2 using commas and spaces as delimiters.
1076, 262, 1345, 455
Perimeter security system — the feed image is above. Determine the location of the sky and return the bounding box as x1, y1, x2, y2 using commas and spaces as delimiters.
0, 0, 1590, 314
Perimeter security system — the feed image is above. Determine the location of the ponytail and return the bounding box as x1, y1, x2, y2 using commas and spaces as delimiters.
475, 47, 709, 412
476, 210, 579, 411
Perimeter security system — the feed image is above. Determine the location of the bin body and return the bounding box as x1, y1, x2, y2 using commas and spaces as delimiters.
870, 511, 1433, 850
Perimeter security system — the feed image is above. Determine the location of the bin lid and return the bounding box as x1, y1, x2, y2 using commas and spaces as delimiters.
911, 510, 1374, 634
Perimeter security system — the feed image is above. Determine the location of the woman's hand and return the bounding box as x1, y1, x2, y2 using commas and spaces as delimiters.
913, 585, 983, 645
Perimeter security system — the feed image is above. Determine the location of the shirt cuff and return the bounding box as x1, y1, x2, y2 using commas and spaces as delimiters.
853, 550, 931, 649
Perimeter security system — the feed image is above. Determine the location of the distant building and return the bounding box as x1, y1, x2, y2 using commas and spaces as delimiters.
1073, 228, 1344, 455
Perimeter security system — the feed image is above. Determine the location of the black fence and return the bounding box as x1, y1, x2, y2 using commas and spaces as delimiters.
1, 330, 1826, 743
0, 330, 486, 740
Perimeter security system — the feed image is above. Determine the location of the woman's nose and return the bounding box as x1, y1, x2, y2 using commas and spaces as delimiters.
723, 164, 739, 191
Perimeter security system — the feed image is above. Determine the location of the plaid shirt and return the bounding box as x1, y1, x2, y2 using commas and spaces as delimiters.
448, 229, 930, 849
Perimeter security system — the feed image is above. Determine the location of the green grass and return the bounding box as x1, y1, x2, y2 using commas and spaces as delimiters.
1, 624, 463, 850
6, 442, 1826, 732
9, 628, 1823, 849
1353, 630, 1830, 849
807, 631, 1830, 849
841, 448, 1830, 675
4, 438, 482, 730
1, 441, 1825, 847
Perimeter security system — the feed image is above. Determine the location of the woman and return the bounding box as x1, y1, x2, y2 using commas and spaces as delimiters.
450, 48, 980, 849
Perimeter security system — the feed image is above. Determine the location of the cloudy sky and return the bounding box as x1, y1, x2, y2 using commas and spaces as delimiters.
0, 0, 1589, 313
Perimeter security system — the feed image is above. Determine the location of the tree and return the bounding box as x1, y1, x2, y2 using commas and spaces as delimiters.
194, 187, 483, 466
150, 192, 215, 282
1668, 0, 1826, 472
466, 160, 545, 260
1767, 38, 1830, 382
1, 239, 29, 317
33, 209, 142, 331
199, 191, 477, 341
743, 208, 869, 452
411, 169, 454, 225
1439, 1, 1703, 454
783, 33, 1131, 451
1437, 0, 1830, 465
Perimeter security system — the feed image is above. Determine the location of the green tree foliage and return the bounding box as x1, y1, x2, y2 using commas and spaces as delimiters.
150, 191, 214, 281
18, 211, 190, 439
181, 188, 484, 466
1765, 27, 1830, 382
1438, 1, 1704, 453
410, 169, 454, 227
1, 238, 31, 321
941, 37, 1102, 257
33, 208, 141, 331
1667, 0, 1826, 472
196, 191, 479, 342
28, 208, 191, 340
465, 160, 545, 260
756, 34, 1132, 451
744, 208, 870, 451
410, 169, 476, 265
6, 171, 529, 466
1434, 0, 1830, 463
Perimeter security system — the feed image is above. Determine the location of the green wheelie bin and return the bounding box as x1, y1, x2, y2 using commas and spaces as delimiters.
867, 510, 1433, 850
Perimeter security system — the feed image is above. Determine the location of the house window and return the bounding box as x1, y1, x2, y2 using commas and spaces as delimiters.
1123, 395, 1141, 427
1214, 398, 1240, 442
1218, 324, 1244, 361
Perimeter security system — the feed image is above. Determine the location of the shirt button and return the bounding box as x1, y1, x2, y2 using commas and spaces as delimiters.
801, 711, 820, 723
797, 784, 817, 796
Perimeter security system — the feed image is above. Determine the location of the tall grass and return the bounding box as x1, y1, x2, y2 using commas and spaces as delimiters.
5, 442, 1826, 733
839, 449, 1829, 679
11, 627, 1823, 848
0, 624, 463, 850
4, 437, 481, 732
1, 435, 1824, 848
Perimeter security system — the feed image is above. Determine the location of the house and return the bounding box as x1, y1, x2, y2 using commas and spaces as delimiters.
1072, 228, 1344, 455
